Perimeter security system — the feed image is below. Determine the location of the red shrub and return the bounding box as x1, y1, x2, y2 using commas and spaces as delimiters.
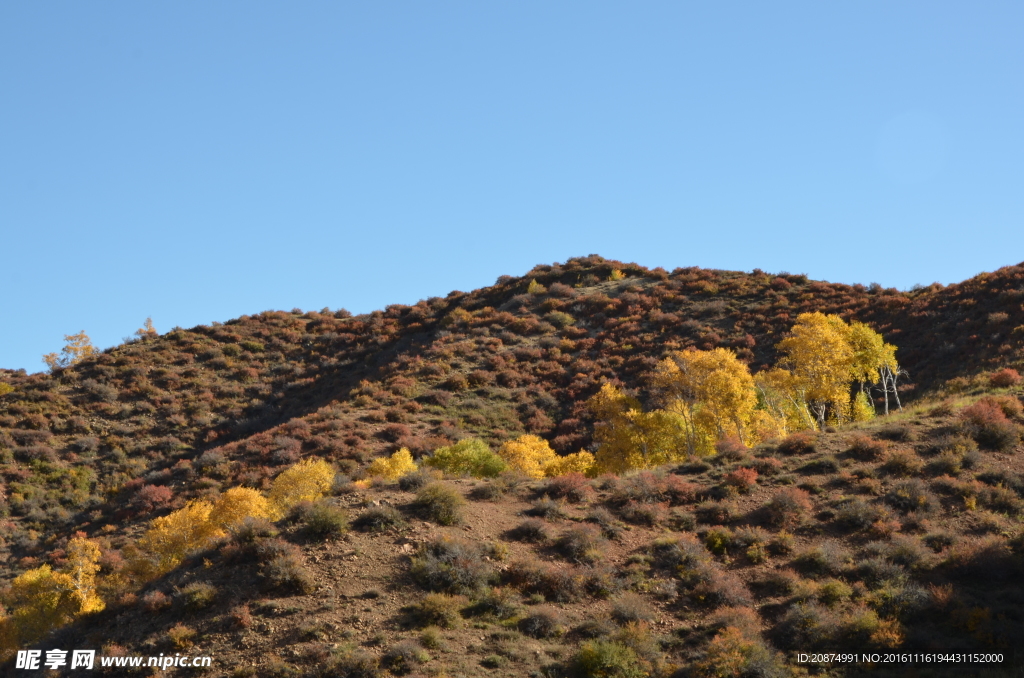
663, 475, 699, 504
544, 473, 595, 503
132, 485, 173, 513
723, 468, 758, 493
989, 368, 1021, 388
715, 436, 749, 461
962, 399, 1010, 427
142, 590, 171, 612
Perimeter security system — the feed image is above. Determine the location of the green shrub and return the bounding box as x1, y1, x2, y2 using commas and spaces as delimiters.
835, 498, 888, 530
408, 593, 467, 628
353, 505, 407, 532
414, 483, 466, 525
556, 525, 606, 564
380, 640, 429, 674
525, 496, 569, 520
519, 606, 564, 638
508, 518, 550, 543
571, 640, 647, 678
610, 592, 656, 624
880, 450, 924, 477
467, 586, 520, 620
703, 527, 734, 556
410, 537, 494, 594
180, 581, 217, 612
794, 541, 851, 577
816, 579, 852, 606
301, 501, 349, 539
424, 438, 507, 478
885, 479, 937, 513
545, 311, 576, 329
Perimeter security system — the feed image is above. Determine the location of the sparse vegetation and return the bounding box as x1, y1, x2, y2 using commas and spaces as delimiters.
2, 256, 1024, 673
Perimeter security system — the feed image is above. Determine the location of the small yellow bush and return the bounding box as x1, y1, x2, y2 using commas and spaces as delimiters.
367, 448, 418, 480
544, 451, 597, 478
498, 435, 557, 479
209, 487, 273, 529
268, 458, 335, 518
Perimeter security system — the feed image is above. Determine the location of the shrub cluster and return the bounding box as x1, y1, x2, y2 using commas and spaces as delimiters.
410, 537, 494, 595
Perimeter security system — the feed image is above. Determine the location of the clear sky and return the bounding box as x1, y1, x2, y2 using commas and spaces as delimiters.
2, 3, 1022, 373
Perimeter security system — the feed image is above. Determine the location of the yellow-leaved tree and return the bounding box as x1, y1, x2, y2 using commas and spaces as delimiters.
42, 331, 97, 372
587, 383, 689, 474
267, 458, 335, 519
653, 348, 760, 454
131, 500, 223, 579
498, 435, 558, 479
208, 487, 274, 529
0, 536, 104, 660
753, 367, 815, 433
774, 312, 898, 428
776, 312, 856, 428
544, 451, 597, 478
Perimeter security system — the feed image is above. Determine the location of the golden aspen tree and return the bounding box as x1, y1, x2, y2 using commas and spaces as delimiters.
1, 566, 81, 647
135, 317, 158, 339
267, 458, 335, 518
587, 383, 689, 474
775, 312, 855, 428
134, 500, 223, 577
498, 435, 558, 479
64, 535, 105, 614
753, 367, 815, 433
366, 447, 418, 480
848, 321, 896, 389
42, 331, 97, 371
543, 451, 597, 477
653, 348, 759, 453
208, 487, 273, 529
0, 535, 105, 659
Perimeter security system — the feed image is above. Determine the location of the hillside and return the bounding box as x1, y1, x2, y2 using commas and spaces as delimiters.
2, 255, 1024, 676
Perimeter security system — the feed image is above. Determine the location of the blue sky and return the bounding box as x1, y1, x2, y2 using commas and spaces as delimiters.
2, 2, 1022, 373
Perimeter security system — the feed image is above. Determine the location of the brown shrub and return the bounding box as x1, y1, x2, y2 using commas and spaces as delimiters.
778, 432, 816, 456
880, 449, 924, 477
611, 592, 656, 623
543, 473, 596, 503
618, 500, 668, 526
960, 399, 1020, 451
764, 488, 813, 527
508, 518, 550, 543
505, 559, 586, 602
989, 368, 1021, 388
751, 457, 783, 476
715, 436, 749, 461
410, 537, 494, 595
846, 435, 887, 461
519, 606, 564, 638
555, 524, 607, 563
